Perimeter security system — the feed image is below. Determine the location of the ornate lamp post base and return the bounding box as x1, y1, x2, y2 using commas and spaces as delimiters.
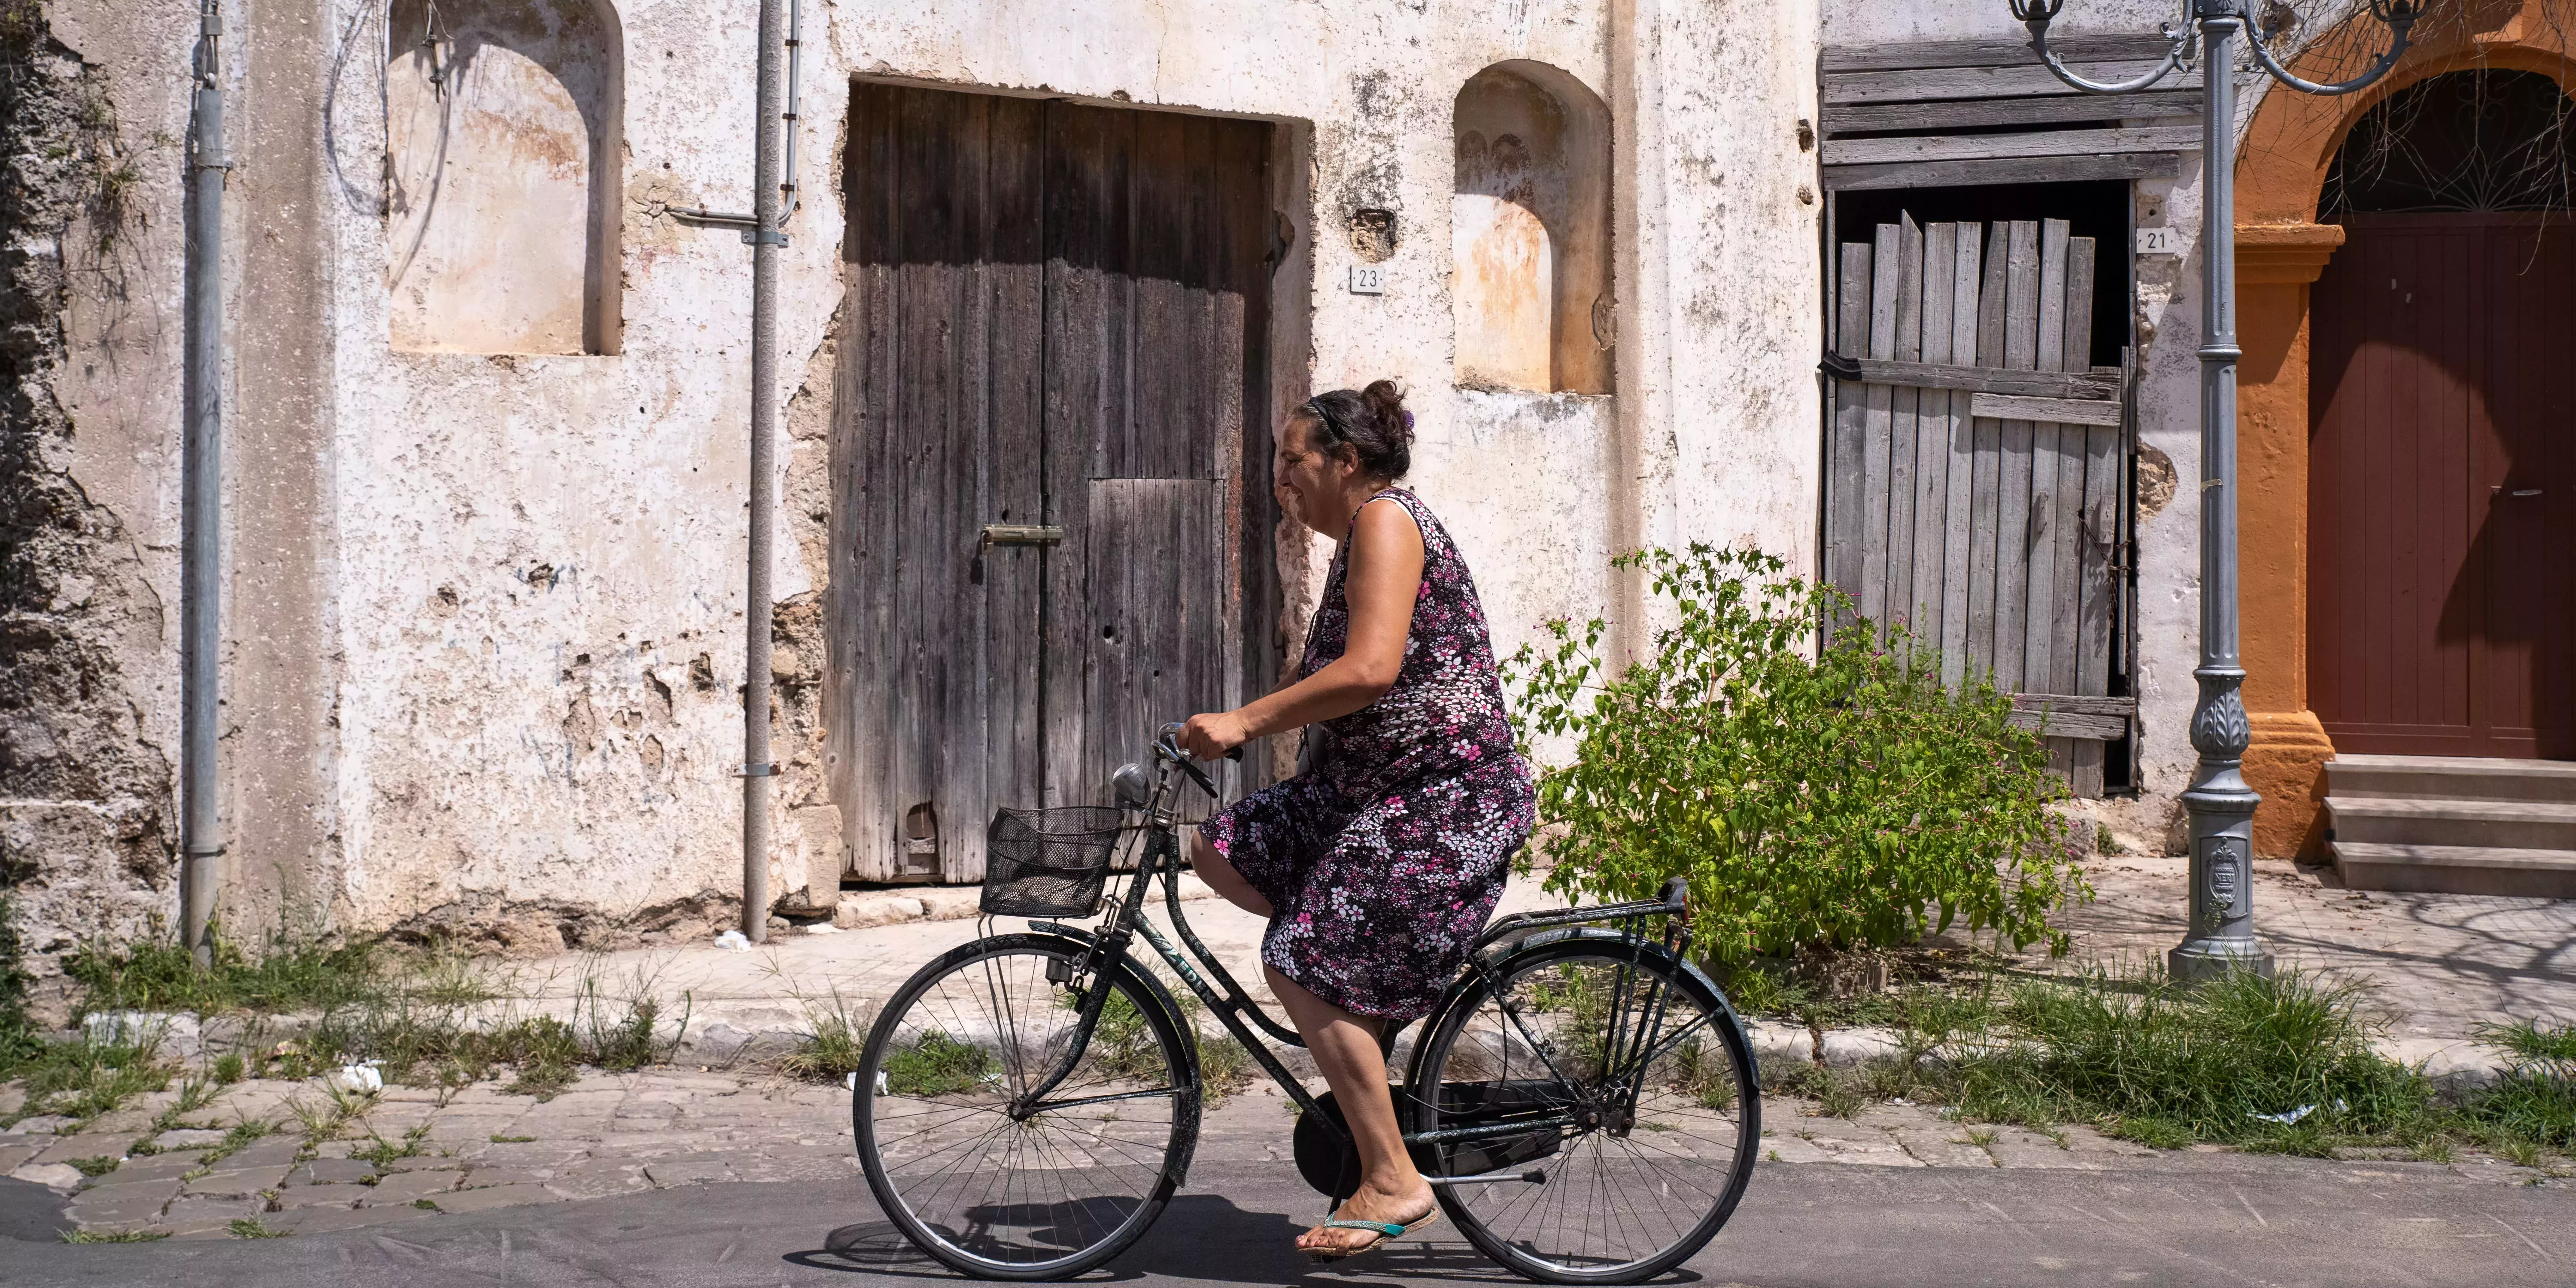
2168, 683, 2278, 983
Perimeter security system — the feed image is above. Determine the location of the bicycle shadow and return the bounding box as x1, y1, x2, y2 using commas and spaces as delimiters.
786, 1194, 1694, 1284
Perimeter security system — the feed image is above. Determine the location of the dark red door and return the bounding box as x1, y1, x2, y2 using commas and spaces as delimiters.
2309, 214, 2576, 758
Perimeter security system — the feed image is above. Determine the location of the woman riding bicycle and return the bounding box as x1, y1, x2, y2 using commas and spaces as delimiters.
1179, 380, 1537, 1261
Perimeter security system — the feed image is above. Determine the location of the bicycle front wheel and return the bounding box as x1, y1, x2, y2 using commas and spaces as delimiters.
1406, 932, 1759, 1284
856, 933, 1201, 1280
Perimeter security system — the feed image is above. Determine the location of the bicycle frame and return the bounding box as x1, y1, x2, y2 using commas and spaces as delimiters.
1002, 728, 1712, 1167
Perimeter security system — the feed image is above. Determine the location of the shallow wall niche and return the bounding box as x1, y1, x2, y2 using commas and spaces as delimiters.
1451, 62, 1611, 394
386, 0, 623, 355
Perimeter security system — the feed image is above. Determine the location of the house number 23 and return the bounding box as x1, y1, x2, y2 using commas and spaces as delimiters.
1349, 265, 1388, 295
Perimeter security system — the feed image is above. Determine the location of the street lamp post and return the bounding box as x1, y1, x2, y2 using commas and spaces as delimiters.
2008, 0, 2423, 981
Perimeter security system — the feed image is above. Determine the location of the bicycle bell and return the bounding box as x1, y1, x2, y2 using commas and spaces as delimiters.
1110, 761, 1152, 808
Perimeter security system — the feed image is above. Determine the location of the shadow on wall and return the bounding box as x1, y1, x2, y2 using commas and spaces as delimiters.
1451, 61, 1612, 395
385, 0, 623, 355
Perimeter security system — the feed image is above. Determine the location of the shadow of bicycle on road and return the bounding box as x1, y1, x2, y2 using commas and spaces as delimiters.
786, 1194, 1690, 1285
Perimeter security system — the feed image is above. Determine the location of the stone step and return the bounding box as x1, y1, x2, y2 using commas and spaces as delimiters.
2323, 796, 2576, 850
2323, 754, 2576, 804
2328, 841, 2576, 899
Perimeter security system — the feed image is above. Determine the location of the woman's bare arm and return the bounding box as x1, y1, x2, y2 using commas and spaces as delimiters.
1180, 498, 1424, 758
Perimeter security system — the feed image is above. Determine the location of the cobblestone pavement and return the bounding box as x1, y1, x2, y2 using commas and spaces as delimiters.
9, 857, 2570, 1240
6, 1063, 2567, 1242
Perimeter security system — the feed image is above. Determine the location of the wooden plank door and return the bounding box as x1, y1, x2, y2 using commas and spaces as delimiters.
1039, 104, 1270, 817
1826, 216, 2132, 796
2311, 214, 2576, 757
835, 85, 1273, 883
835, 84, 1046, 885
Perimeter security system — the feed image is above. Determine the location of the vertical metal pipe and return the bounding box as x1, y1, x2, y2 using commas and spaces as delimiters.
181, 0, 228, 965
742, 0, 786, 941
2170, 10, 2274, 980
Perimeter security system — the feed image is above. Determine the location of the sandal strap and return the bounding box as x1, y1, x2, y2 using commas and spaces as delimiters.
1321, 1218, 1406, 1236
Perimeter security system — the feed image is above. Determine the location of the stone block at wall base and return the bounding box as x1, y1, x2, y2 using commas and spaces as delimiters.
2245, 711, 2334, 860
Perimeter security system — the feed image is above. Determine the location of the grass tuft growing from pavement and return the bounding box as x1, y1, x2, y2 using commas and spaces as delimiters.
779, 1003, 866, 1083
67, 927, 378, 1018
62, 1228, 168, 1243
2459, 1019, 2576, 1153
227, 1218, 289, 1239
1741, 957, 2572, 1163
9, 1035, 172, 1127
1938, 967, 2430, 1152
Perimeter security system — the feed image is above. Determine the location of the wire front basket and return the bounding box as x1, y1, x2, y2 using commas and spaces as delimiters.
981, 806, 1126, 917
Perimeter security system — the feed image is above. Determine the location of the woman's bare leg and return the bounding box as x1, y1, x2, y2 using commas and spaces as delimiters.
1188, 829, 1274, 917
1266, 966, 1433, 1254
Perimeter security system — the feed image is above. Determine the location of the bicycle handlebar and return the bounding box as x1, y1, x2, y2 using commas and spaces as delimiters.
1155, 722, 1240, 800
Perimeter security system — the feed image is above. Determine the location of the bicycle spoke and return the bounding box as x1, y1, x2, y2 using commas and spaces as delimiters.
861, 940, 1191, 1276
1418, 946, 1756, 1280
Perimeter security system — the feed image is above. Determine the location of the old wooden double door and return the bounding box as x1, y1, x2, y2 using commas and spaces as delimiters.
2311, 215, 2576, 759
830, 85, 1276, 882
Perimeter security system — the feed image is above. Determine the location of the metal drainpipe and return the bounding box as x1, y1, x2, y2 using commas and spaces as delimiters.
742, 0, 788, 941
181, 0, 228, 965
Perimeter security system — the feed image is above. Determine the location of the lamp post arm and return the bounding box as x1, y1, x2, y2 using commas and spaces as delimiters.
2019, 17, 2193, 95
2241, 5, 2417, 97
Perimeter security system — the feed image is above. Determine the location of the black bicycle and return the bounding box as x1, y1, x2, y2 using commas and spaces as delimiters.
855, 725, 1761, 1283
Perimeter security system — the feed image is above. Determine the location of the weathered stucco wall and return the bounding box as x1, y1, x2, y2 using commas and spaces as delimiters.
1, 0, 194, 996
19, 0, 1825, 955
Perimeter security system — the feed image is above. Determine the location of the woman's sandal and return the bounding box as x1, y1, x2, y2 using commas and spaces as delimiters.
1302, 1207, 1441, 1263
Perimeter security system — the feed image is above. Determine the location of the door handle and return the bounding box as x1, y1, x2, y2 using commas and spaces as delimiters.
2512, 489, 2545, 498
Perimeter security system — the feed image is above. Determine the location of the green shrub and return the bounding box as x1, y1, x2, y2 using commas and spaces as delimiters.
1507, 544, 2090, 963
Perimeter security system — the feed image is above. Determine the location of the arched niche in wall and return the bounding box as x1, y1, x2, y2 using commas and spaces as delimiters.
1452, 61, 1612, 394
386, 0, 623, 355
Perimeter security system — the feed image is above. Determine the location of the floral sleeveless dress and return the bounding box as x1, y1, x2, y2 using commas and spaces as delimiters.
1200, 489, 1536, 1021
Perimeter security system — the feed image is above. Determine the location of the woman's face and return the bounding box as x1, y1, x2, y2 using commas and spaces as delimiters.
1273, 414, 1361, 536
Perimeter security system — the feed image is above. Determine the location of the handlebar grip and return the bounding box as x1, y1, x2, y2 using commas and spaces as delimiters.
1158, 720, 1245, 762
1660, 877, 1689, 911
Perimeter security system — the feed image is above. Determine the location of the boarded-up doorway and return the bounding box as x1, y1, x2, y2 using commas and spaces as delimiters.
830, 84, 1279, 883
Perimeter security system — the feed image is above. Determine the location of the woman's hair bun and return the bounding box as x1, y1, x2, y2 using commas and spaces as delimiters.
1302, 380, 1413, 481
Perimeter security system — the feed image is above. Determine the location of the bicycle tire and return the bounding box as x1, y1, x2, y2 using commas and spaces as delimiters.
856, 932, 1201, 1280
1405, 930, 1760, 1285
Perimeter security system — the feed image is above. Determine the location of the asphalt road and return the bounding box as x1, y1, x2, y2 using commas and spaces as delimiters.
1, 1157, 2569, 1288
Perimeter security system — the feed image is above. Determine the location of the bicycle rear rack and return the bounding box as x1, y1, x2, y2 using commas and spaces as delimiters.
1470, 876, 1692, 957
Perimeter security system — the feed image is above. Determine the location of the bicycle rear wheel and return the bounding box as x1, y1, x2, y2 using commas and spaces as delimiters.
856, 933, 1200, 1280
1405, 932, 1759, 1284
